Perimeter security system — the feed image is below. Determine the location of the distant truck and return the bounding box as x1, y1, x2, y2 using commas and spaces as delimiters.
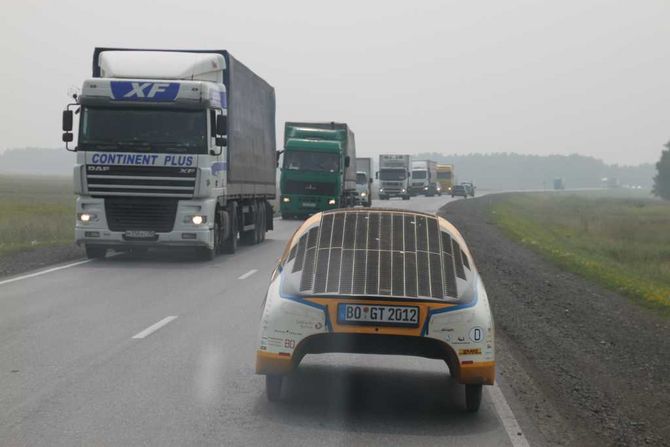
436, 163, 455, 194
61, 48, 276, 260
279, 122, 357, 219
355, 157, 372, 207
377, 154, 411, 200
410, 160, 440, 196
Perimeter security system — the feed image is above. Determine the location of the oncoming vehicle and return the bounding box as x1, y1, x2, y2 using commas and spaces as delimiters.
355, 171, 372, 207
451, 184, 468, 198
461, 182, 476, 197
256, 208, 495, 412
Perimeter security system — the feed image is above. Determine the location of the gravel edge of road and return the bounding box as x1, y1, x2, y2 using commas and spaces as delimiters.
0, 244, 85, 279
440, 194, 670, 447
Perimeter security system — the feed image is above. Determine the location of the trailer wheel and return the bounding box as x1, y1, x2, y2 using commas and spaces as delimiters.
241, 203, 260, 245
465, 384, 483, 412
85, 245, 106, 259
266, 375, 283, 402
259, 201, 266, 242
222, 202, 238, 254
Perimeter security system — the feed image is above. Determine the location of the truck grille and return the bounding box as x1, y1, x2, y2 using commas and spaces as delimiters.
86, 165, 196, 198
105, 197, 178, 232
284, 180, 337, 196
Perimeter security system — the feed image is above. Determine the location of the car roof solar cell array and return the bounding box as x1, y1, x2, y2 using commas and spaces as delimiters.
289, 210, 468, 300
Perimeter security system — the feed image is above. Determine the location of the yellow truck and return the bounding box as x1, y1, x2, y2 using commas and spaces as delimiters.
437, 164, 455, 194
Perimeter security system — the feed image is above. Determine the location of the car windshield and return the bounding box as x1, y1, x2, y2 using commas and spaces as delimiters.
379, 169, 406, 180
412, 170, 427, 179
283, 151, 339, 172
78, 107, 208, 153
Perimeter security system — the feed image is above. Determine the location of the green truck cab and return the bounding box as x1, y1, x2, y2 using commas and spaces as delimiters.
280, 122, 357, 219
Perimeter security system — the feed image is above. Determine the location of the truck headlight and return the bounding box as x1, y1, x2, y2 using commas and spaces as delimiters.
379, 188, 384, 192
282, 197, 290, 203
78, 213, 97, 223
360, 192, 367, 197
424, 187, 428, 190
188, 215, 207, 225
328, 199, 336, 205
401, 188, 406, 193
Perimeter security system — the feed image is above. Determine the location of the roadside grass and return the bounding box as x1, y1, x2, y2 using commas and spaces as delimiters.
0, 175, 74, 257
491, 193, 670, 314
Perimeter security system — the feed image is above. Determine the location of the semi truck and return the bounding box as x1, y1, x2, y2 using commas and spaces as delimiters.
377, 154, 411, 200
61, 48, 277, 260
279, 122, 357, 219
410, 160, 440, 196
355, 157, 372, 207
436, 163, 455, 194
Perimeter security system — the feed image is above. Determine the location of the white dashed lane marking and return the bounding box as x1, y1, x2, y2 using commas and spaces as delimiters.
132, 316, 178, 339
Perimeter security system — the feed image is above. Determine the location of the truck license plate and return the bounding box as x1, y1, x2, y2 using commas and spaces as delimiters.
302, 202, 316, 208
337, 303, 420, 327
124, 230, 156, 239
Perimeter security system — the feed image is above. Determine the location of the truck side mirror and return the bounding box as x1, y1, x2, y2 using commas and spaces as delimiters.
215, 136, 227, 147
62, 132, 74, 143
344, 156, 350, 168
375, 171, 378, 179
276, 150, 283, 168
369, 177, 373, 184
62, 110, 73, 131
216, 115, 227, 136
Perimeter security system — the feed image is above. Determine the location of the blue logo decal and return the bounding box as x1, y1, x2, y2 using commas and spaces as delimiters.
211, 161, 227, 175
110, 82, 180, 102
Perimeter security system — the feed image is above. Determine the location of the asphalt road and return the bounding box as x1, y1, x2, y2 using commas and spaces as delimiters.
0, 194, 525, 446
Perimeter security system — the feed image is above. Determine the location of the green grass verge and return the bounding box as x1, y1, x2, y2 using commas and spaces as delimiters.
491, 193, 670, 314
0, 175, 74, 257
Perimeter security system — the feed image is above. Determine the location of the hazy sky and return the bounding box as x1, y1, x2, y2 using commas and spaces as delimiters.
1, 0, 668, 165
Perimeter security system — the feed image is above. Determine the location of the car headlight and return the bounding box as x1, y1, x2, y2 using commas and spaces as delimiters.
379, 188, 384, 192
185, 215, 207, 225
360, 192, 367, 197
424, 187, 428, 190
328, 199, 337, 206
77, 212, 98, 223
282, 197, 290, 203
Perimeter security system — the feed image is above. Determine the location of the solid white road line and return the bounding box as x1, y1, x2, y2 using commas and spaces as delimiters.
0, 259, 92, 287
237, 269, 258, 280
488, 383, 532, 447
132, 316, 178, 339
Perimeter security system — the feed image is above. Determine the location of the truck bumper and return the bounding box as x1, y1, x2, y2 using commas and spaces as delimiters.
279, 195, 339, 217
74, 196, 216, 249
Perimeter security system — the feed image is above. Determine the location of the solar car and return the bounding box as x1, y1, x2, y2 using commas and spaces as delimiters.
255, 208, 495, 412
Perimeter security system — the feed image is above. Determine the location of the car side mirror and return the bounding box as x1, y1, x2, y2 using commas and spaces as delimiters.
344, 156, 350, 168
216, 115, 227, 136
62, 110, 73, 132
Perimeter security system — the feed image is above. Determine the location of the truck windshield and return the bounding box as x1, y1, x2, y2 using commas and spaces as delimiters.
356, 173, 367, 184
412, 170, 427, 179
379, 169, 407, 180
437, 171, 452, 179
283, 151, 339, 172
78, 107, 207, 153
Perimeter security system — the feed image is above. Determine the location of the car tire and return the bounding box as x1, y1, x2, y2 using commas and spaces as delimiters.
465, 384, 482, 412
85, 245, 106, 259
266, 375, 283, 402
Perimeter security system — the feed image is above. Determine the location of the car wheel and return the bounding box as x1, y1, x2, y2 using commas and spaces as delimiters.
465, 384, 482, 412
266, 375, 283, 402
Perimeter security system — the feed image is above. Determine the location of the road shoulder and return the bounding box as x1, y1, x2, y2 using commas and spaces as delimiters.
440, 194, 670, 447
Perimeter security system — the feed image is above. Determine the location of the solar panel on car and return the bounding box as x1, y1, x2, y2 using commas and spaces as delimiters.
294, 210, 463, 299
